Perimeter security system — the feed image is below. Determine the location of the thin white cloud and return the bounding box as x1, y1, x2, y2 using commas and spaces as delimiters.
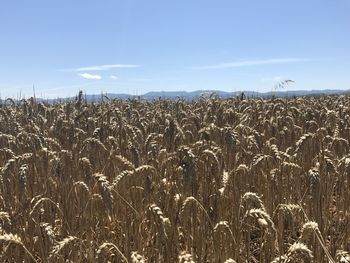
78, 73, 102, 80
261, 76, 284, 82
110, 75, 118, 80
132, 78, 152, 82
192, 58, 312, 70
76, 64, 140, 71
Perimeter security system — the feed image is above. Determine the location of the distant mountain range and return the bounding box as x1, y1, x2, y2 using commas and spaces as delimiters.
56, 89, 350, 102
1, 89, 349, 103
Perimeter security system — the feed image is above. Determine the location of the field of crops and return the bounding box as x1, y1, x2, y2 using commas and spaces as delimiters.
0, 94, 349, 262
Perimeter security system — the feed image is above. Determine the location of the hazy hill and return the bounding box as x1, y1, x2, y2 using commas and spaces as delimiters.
1, 89, 349, 104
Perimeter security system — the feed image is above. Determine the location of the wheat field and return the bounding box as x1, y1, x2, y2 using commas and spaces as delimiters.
0, 94, 349, 262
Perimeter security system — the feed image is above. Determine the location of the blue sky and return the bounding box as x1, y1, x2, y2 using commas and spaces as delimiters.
0, 0, 349, 98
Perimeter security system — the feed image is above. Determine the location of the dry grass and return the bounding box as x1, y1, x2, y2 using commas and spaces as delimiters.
0, 94, 349, 262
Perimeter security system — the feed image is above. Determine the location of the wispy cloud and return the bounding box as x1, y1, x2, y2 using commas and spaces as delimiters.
78, 73, 102, 80
261, 76, 284, 82
110, 75, 118, 80
132, 78, 152, 82
191, 58, 312, 70
76, 64, 140, 71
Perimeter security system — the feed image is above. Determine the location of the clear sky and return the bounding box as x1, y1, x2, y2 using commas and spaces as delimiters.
0, 0, 349, 98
